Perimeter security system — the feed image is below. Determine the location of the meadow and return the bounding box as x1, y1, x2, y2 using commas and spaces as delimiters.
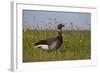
23, 29, 91, 62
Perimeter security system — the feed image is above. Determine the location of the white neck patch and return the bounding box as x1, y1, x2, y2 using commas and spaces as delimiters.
57, 30, 61, 31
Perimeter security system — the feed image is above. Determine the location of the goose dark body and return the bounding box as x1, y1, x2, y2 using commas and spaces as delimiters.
34, 24, 64, 51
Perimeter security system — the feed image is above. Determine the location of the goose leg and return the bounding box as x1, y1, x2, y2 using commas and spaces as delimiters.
55, 49, 60, 59
47, 49, 51, 53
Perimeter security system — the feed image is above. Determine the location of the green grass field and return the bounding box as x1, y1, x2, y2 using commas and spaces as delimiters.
23, 29, 91, 62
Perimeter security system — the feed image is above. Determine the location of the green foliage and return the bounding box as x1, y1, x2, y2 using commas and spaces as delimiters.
23, 30, 91, 62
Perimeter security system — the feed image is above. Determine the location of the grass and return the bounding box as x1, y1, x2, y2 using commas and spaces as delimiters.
23, 29, 91, 62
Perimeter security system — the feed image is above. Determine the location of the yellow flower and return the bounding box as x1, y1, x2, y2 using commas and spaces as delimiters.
80, 40, 82, 42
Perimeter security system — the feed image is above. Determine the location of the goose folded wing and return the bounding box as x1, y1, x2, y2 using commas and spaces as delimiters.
34, 40, 47, 45
34, 37, 57, 46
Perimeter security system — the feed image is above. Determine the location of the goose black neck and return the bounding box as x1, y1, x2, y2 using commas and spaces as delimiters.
57, 29, 63, 45
57, 30, 62, 37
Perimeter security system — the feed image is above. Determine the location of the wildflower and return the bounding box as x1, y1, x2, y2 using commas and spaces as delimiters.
65, 40, 68, 43
80, 39, 82, 42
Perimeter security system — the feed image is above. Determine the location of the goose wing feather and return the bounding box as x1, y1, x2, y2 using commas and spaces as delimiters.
34, 37, 57, 46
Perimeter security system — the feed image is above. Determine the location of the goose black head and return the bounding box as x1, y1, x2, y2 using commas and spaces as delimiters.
57, 24, 64, 30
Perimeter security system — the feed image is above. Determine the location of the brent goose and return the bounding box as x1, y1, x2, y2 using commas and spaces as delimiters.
34, 24, 64, 51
